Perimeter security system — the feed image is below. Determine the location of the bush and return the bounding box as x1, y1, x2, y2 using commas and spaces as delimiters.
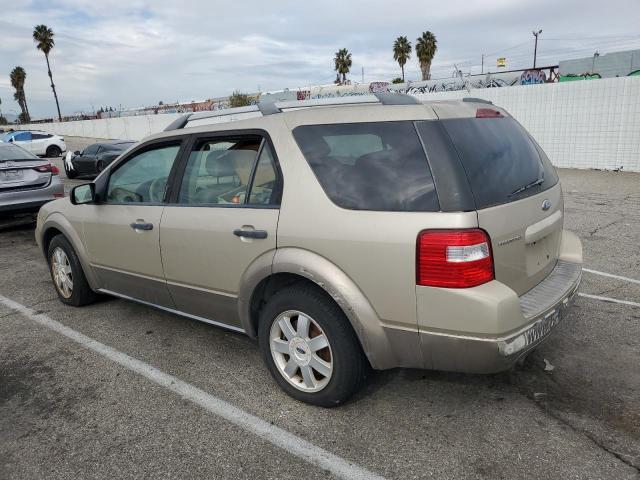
391, 77, 404, 84
229, 91, 251, 108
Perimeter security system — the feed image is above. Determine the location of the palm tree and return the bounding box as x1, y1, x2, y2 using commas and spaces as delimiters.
10, 66, 30, 123
416, 31, 438, 81
33, 24, 62, 121
393, 36, 412, 82
333, 48, 352, 85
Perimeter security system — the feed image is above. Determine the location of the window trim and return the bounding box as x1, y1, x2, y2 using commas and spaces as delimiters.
166, 129, 283, 209
97, 137, 188, 206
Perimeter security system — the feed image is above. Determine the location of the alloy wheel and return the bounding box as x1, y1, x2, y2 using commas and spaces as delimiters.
269, 310, 333, 392
51, 247, 73, 298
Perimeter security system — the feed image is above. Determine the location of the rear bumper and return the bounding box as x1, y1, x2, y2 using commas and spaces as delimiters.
418, 260, 581, 373
0, 176, 64, 213
409, 229, 583, 373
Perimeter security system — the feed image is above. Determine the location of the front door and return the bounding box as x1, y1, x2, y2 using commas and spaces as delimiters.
82, 141, 184, 306
160, 134, 282, 328
11, 131, 32, 152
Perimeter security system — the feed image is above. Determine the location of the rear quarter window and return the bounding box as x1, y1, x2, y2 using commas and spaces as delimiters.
439, 117, 558, 209
292, 121, 439, 212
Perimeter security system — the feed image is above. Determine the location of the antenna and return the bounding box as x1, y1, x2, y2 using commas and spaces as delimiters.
453, 64, 471, 93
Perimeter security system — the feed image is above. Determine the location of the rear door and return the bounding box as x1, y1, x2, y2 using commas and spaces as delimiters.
30, 133, 50, 155
437, 114, 562, 295
159, 132, 282, 329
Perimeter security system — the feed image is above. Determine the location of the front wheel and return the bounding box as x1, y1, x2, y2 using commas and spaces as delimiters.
96, 160, 105, 173
48, 235, 97, 306
258, 284, 368, 407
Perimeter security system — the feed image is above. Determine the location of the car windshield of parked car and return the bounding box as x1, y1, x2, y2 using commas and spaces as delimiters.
0, 143, 39, 161
293, 121, 439, 211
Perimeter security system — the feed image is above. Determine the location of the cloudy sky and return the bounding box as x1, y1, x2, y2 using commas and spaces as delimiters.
1, 0, 639, 118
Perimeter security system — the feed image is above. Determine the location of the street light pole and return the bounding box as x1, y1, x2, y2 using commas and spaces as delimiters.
532, 29, 542, 68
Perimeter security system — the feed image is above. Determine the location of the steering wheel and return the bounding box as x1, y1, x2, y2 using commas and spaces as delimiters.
148, 177, 168, 203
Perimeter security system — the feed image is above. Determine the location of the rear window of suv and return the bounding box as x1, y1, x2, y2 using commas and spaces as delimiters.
438, 117, 558, 209
293, 122, 439, 212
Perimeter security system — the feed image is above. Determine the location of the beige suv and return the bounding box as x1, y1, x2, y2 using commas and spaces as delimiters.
36, 94, 582, 407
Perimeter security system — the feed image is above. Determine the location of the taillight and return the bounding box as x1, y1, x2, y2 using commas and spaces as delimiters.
33, 163, 59, 175
476, 108, 503, 118
417, 229, 494, 288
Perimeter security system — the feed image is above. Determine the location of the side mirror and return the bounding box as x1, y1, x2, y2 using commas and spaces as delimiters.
74, 150, 81, 156
8, 138, 13, 143
70, 183, 95, 205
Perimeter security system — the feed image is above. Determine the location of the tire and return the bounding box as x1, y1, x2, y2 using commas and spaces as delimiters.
96, 160, 105, 173
48, 235, 97, 307
46, 145, 62, 157
258, 284, 368, 407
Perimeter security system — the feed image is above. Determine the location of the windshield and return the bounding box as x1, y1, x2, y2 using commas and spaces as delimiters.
0, 143, 39, 161
1, 132, 16, 142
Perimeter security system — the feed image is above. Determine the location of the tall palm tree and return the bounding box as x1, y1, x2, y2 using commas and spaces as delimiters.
333, 48, 352, 85
416, 31, 438, 81
33, 24, 62, 121
393, 36, 412, 82
10, 66, 30, 123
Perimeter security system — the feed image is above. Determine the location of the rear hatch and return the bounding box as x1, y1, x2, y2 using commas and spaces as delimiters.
0, 146, 53, 193
436, 109, 562, 295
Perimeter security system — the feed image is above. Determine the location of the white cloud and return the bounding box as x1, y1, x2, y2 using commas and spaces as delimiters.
1, 0, 639, 117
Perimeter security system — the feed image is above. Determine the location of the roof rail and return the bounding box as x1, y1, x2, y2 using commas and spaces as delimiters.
462, 97, 492, 105
164, 92, 422, 131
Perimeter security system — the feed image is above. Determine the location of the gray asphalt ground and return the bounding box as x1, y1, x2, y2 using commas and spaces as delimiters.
1, 140, 639, 479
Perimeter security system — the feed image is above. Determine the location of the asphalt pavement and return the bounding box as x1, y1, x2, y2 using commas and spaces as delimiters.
1, 151, 639, 479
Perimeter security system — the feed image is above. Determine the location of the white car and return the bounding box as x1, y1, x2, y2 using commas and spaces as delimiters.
0, 130, 66, 157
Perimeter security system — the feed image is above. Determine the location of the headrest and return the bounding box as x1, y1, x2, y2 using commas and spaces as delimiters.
205, 150, 236, 177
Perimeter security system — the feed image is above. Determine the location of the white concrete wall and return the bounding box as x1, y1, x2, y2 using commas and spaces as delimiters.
22, 76, 640, 171
415, 76, 640, 172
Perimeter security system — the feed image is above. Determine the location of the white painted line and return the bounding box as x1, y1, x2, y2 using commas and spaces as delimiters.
0, 294, 385, 480
583, 268, 640, 286
578, 293, 640, 308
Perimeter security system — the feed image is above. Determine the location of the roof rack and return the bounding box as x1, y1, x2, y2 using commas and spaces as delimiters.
164, 92, 421, 131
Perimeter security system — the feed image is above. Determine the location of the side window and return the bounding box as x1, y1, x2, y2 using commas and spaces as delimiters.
14, 132, 32, 142
178, 136, 261, 205
248, 144, 279, 205
106, 144, 180, 204
84, 144, 99, 155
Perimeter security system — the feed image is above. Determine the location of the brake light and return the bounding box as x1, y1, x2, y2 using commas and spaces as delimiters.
33, 163, 59, 175
476, 108, 503, 118
417, 229, 494, 288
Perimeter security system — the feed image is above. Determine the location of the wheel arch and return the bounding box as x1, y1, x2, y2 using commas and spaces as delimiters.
39, 213, 100, 290
238, 247, 398, 369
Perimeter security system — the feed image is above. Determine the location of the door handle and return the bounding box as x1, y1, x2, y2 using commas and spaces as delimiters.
233, 228, 268, 239
130, 220, 154, 231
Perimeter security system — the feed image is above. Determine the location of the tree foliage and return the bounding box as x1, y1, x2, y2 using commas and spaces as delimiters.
229, 91, 251, 108
333, 48, 352, 84
393, 36, 412, 81
416, 31, 438, 81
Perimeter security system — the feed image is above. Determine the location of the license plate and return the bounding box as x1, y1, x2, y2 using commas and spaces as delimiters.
0, 169, 23, 181
524, 308, 562, 346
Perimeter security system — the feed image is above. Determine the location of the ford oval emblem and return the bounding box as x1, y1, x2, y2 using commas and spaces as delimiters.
542, 199, 551, 211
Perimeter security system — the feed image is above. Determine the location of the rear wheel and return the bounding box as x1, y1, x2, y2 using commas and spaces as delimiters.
48, 235, 97, 306
46, 145, 62, 157
258, 284, 368, 407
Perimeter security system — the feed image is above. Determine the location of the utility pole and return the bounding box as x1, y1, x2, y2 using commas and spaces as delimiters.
592, 51, 600, 73
361, 66, 364, 84
532, 29, 542, 68
481, 54, 484, 74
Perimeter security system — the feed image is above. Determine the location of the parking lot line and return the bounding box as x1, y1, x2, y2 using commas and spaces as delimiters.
0, 293, 386, 480
583, 268, 640, 285
578, 293, 640, 308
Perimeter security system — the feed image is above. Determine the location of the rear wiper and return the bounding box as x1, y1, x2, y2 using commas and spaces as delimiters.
509, 176, 544, 197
